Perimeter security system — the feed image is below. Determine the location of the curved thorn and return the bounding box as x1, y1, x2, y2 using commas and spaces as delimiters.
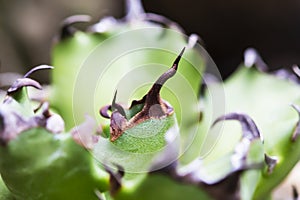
60, 15, 92, 39
24, 65, 54, 78
146, 47, 185, 105
212, 112, 262, 141
100, 105, 112, 119
291, 104, 300, 142
264, 154, 278, 174
7, 78, 42, 94
244, 48, 268, 72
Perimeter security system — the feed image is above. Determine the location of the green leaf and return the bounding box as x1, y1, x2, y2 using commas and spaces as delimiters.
114, 173, 212, 200
0, 128, 109, 200
201, 66, 300, 199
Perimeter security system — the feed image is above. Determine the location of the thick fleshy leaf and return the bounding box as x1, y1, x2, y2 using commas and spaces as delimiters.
201, 65, 300, 199
0, 67, 110, 200
0, 128, 109, 200
51, 4, 205, 165
94, 51, 182, 173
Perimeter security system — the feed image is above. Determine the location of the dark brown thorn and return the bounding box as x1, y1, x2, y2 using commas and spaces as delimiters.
60, 15, 91, 39
23, 65, 54, 78
7, 78, 42, 95
293, 185, 299, 200
111, 91, 126, 117
100, 105, 112, 119
291, 104, 300, 142
264, 154, 277, 174
146, 47, 185, 105
212, 113, 262, 142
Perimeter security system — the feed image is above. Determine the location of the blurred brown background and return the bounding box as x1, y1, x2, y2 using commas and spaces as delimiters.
0, 0, 299, 80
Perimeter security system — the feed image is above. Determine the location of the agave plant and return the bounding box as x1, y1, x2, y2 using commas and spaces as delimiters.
0, 0, 300, 199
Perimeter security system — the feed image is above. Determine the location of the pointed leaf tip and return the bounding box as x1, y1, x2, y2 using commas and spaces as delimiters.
24, 65, 54, 78
148, 48, 185, 98
7, 78, 42, 95
244, 48, 267, 71
138, 48, 185, 118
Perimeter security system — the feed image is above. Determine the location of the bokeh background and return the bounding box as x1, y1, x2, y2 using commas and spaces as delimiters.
0, 0, 299, 198
0, 0, 300, 80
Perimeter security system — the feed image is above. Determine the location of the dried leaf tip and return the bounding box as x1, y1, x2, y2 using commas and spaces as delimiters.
7, 65, 53, 95
212, 113, 262, 141
147, 47, 185, 100
137, 47, 185, 118
23, 65, 53, 78
100, 48, 185, 141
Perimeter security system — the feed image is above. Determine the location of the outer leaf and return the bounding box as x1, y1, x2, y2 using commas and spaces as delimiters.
0, 68, 110, 200
0, 128, 109, 200
201, 66, 300, 199
51, 7, 205, 162
114, 173, 212, 200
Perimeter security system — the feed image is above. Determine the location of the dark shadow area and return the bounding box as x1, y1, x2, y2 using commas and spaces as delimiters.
0, 0, 299, 79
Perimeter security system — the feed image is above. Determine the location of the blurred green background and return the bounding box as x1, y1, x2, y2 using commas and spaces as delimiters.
0, 0, 299, 80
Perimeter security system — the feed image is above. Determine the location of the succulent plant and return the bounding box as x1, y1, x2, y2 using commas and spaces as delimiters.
0, 0, 300, 199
